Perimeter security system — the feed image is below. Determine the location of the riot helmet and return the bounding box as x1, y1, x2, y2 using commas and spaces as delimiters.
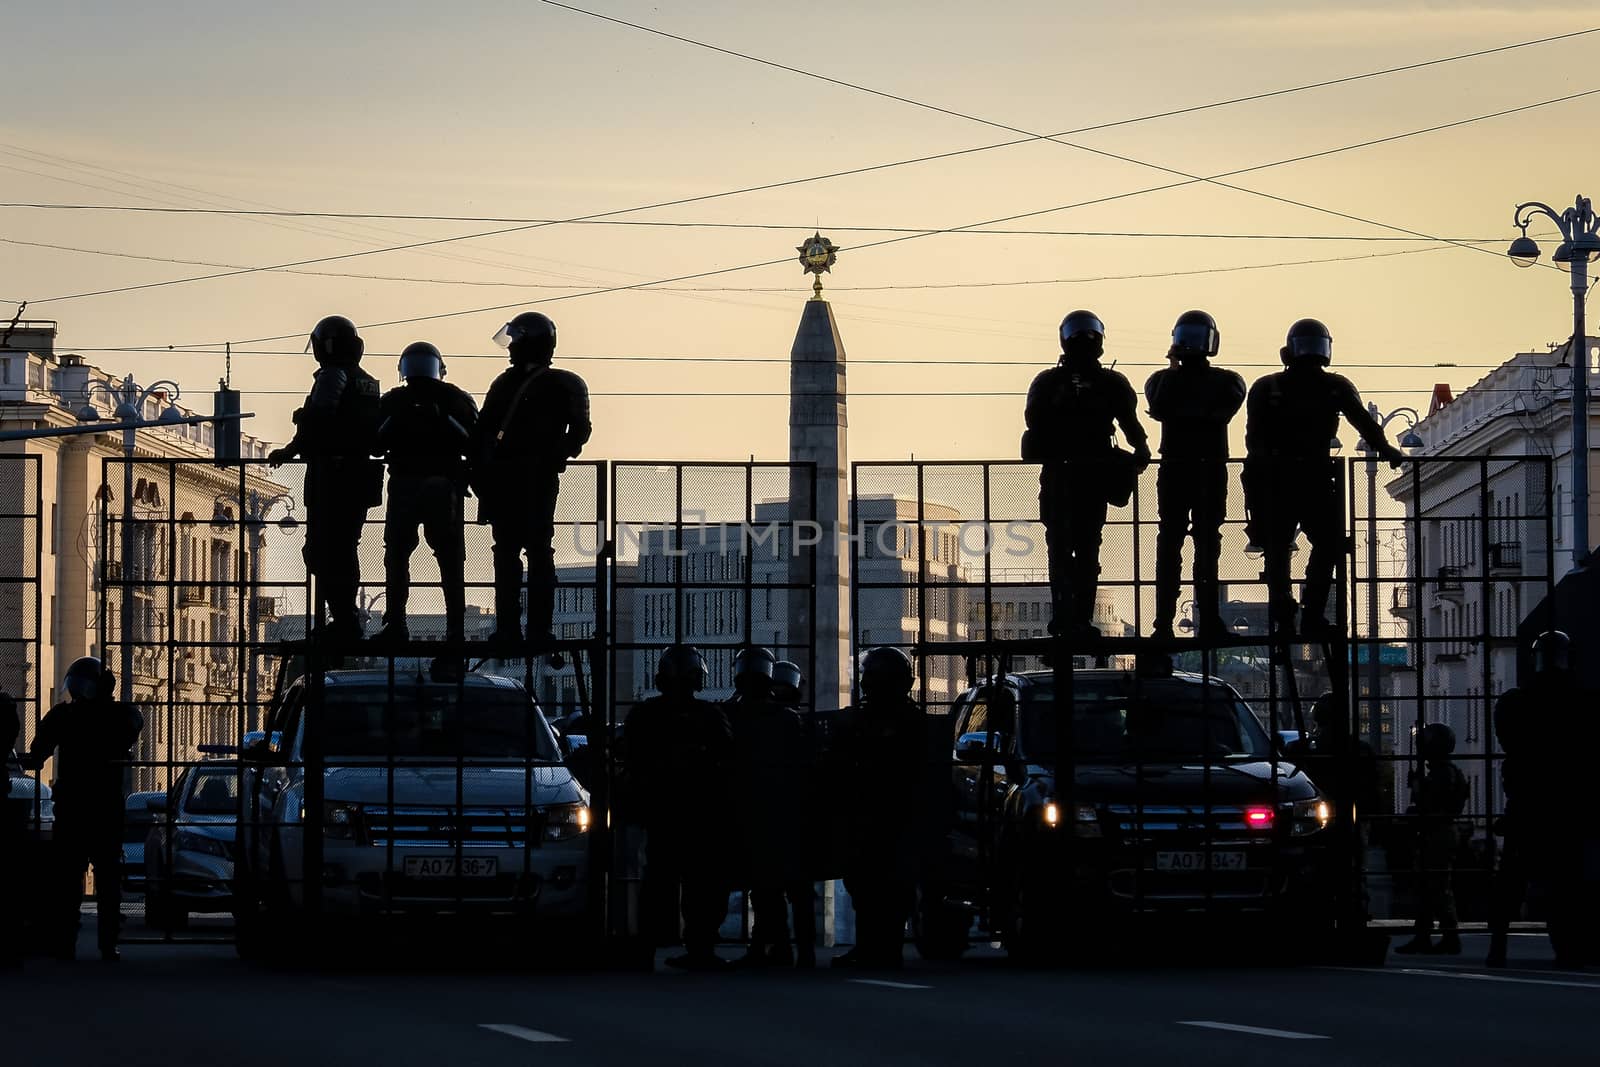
1419, 721, 1456, 759
1285, 318, 1333, 367
859, 645, 915, 700
398, 341, 446, 381
1169, 309, 1220, 359
654, 643, 708, 695
306, 315, 363, 365
1532, 629, 1572, 676
493, 311, 558, 365
1058, 310, 1105, 361
63, 656, 111, 703
732, 645, 777, 698
772, 661, 803, 705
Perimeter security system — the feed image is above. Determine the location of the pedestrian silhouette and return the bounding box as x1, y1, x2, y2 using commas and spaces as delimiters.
833, 647, 927, 970
621, 644, 733, 971
1396, 722, 1468, 955
1144, 310, 1245, 641
375, 342, 479, 679
1024, 311, 1150, 639
268, 315, 382, 643
471, 312, 591, 655
723, 647, 810, 968
22, 659, 143, 962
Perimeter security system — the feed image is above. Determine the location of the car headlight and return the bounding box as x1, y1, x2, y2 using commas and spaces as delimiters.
322, 802, 361, 840
543, 803, 591, 842
1043, 800, 1100, 838
1289, 797, 1332, 837
174, 829, 231, 858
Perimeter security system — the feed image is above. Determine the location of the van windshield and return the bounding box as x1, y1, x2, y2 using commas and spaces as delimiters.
319, 688, 560, 762
1017, 677, 1270, 763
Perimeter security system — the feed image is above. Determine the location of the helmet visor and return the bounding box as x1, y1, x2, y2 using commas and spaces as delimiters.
492, 323, 516, 349
1288, 335, 1332, 361
1171, 322, 1218, 354
65, 672, 100, 702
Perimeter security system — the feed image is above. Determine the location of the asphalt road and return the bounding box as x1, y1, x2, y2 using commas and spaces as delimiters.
4, 924, 1593, 1066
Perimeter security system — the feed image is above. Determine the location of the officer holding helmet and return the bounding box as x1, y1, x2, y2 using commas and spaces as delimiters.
725, 647, 809, 967
1489, 631, 1584, 966
1396, 721, 1468, 955
1144, 311, 1246, 640
623, 644, 733, 971
1024, 311, 1150, 639
1244, 319, 1404, 638
374, 342, 479, 675
471, 312, 591, 653
268, 315, 383, 643
833, 647, 928, 969
22, 658, 143, 961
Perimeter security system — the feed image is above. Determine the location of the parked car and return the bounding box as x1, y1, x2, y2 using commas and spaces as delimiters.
143, 765, 238, 928
5, 751, 53, 840
921, 668, 1337, 961
120, 791, 164, 894
234, 671, 592, 959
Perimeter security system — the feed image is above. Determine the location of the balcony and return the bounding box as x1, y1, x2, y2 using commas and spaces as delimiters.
1389, 585, 1415, 619
1489, 542, 1522, 572
252, 595, 280, 622
206, 662, 238, 694
1435, 566, 1465, 602
179, 583, 207, 606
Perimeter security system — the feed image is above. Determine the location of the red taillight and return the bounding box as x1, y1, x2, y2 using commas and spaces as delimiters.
1245, 806, 1275, 829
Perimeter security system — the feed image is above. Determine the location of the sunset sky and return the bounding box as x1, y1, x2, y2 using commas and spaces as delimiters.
3, 0, 1598, 460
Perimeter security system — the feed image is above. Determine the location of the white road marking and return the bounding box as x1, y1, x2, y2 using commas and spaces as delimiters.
479, 1023, 571, 1044
848, 978, 932, 990
1334, 966, 1600, 991
1177, 1021, 1329, 1040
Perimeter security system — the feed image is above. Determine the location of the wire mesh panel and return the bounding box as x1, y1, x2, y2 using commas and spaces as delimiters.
851, 455, 1556, 958
0, 454, 46, 850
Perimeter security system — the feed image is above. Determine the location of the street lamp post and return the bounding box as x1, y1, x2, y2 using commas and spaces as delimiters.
1356, 406, 1424, 762
1508, 195, 1600, 569
78, 374, 184, 704
216, 490, 296, 730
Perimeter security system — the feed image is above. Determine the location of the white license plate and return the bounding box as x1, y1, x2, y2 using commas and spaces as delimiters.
404, 856, 498, 878
1154, 851, 1246, 872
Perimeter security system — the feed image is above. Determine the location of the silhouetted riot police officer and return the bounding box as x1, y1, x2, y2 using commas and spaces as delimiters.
833, 647, 927, 970
1024, 311, 1150, 639
1397, 722, 1468, 956
1144, 311, 1246, 640
1243, 319, 1403, 638
623, 644, 733, 971
471, 312, 591, 653
375, 342, 479, 674
767, 660, 818, 967
23, 659, 143, 961
724, 647, 809, 967
268, 315, 382, 643
1489, 630, 1584, 967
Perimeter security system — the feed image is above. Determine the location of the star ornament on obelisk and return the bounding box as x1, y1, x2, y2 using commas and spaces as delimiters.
796, 231, 839, 300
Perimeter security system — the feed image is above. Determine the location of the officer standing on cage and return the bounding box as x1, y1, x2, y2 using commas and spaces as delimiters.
374, 342, 479, 677
1396, 722, 1468, 956
622, 645, 734, 971
833, 647, 928, 969
724, 647, 809, 967
21, 659, 143, 962
1488, 630, 1583, 967
471, 312, 591, 653
268, 315, 382, 643
1243, 319, 1404, 639
1024, 311, 1150, 639
1144, 310, 1246, 641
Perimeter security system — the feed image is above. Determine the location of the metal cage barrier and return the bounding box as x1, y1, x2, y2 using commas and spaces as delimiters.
851, 455, 1556, 956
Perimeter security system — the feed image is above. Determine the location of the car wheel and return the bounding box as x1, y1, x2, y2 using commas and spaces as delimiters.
914, 899, 971, 962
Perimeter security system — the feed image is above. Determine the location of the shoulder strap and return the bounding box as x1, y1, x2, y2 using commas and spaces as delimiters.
492, 365, 551, 449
